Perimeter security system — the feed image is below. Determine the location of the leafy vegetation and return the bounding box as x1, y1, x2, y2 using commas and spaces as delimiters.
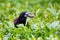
0, 0, 60, 40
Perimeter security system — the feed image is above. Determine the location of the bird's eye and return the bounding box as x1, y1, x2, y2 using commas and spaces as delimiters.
26, 12, 29, 14
24, 13, 28, 17
25, 12, 29, 17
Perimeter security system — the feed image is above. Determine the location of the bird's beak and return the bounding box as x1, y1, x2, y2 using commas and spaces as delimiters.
28, 13, 34, 18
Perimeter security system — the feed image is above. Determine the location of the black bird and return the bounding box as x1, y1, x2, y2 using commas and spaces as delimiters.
14, 12, 34, 28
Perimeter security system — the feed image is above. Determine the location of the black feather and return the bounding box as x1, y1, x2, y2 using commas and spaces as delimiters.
14, 12, 27, 28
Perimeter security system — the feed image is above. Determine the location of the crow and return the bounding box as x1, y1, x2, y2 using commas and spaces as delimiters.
13, 12, 34, 28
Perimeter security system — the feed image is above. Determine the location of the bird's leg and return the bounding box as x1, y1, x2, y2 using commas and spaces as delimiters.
15, 24, 18, 28
25, 22, 30, 28
25, 21, 27, 26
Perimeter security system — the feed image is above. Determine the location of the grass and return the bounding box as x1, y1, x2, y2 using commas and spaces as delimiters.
0, 0, 60, 40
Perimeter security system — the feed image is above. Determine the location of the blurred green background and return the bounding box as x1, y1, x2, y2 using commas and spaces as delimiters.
0, 0, 60, 40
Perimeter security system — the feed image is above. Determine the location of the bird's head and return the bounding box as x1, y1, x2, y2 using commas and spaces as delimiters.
25, 12, 34, 18
20, 12, 34, 18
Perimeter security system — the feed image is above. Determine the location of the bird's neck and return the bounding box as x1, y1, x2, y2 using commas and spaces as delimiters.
18, 17, 27, 20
